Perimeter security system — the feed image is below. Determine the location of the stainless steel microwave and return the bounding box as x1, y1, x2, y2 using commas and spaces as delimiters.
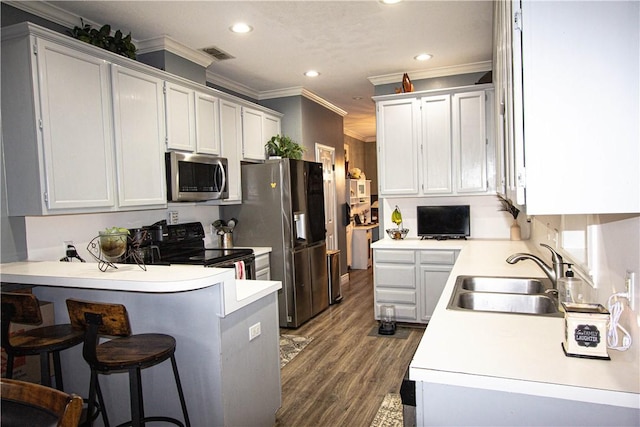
165, 152, 228, 202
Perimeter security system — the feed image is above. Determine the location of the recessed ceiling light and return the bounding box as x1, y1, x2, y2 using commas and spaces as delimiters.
230, 23, 253, 33
304, 70, 320, 77
380, 0, 402, 4
352, 96, 363, 100
414, 53, 433, 61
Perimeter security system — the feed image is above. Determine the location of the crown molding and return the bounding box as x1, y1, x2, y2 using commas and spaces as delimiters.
260, 87, 348, 117
368, 61, 492, 86
4, 1, 92, 29
137, 36, 214, 68
344, 128, 375, 142
7, 1, 214, 68
205, 71, 261, 99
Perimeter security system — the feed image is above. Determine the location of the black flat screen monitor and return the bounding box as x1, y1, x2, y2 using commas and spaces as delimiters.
417, 205, 470, 239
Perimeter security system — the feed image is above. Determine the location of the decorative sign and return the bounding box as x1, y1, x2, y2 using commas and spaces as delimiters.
574, 324, 600, 348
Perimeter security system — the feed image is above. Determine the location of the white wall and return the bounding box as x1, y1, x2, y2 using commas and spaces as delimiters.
24, 204, 222, 261
380, 195, 529, 240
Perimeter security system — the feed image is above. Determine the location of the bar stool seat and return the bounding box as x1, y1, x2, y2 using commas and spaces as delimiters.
1, 292, 84, 391
66, 298, 190, 427
1, 377, 83, 427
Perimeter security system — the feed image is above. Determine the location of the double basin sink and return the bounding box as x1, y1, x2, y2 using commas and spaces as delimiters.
447, 276, 563, 317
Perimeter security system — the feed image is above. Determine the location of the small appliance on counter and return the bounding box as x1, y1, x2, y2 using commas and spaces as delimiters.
562, 302, 610, 360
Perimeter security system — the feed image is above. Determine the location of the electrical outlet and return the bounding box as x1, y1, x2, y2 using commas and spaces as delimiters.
168, 211, 179, 225
626, 271, 636, 311
249, 322, 261, 341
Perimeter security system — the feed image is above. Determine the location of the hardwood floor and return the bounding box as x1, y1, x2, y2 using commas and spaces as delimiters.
275, 267, 425, 427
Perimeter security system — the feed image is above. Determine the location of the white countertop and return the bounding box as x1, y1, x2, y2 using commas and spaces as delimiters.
373, 238, 640, 408
0, 261, 281, 317
353, 224, 379, 231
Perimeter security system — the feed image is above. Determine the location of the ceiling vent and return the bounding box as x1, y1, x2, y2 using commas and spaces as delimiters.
202, 46, 235, 61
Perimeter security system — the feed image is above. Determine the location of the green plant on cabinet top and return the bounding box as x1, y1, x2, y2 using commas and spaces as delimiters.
265, 134, 304, 160
69, 21, 136, 59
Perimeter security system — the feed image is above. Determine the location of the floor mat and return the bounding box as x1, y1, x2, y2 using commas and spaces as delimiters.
279, 334, 313, 368
368, 326, 411, 339
370, 393, 403, 427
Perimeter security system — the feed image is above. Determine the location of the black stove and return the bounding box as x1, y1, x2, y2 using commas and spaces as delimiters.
132, 222, 255, 276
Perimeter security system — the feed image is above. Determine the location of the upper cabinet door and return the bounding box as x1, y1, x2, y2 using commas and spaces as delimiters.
377, 98, 421, 196
219, 99, 243, 203
517, 0, 639, 214
195, 92, 220, 155
165, 82, 195, 151
36, 38, 116, 211
263, 113, 281, 150
241, 106, 266, 161
421, 95, 453, 194
111, 65, 167, 208
453, 91, 487, 193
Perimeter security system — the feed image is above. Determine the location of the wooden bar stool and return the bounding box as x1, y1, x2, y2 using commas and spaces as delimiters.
66, 299, 190, 427
1, 292, 84, 391
1, 377, 83, 427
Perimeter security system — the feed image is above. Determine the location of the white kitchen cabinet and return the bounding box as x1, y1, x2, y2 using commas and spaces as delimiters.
194, 92, 220, 155
111, 64, 167, 208
496, 0, 640, 214
374, 248, 458, 324
254, 253, 271, 281
1, 27, 116, 215
375, 86, 492, 198
374, 249, 418, 322
165, 82, 195, 151
242, 106, 263, 160
418, 250, 458, 322
421, 95, 452, 194
262, 113, 281, 150
219, 99, 243, 203
165, 82, 220, 155
453, 91, 487, 193
376, 98, 421, 196
241, 107, 281, 162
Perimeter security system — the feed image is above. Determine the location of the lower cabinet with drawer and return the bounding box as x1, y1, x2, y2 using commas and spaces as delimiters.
374, 248, 458, 324
255, 253, 271, 280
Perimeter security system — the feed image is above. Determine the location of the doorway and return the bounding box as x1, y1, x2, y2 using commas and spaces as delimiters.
315, 143, 337, 251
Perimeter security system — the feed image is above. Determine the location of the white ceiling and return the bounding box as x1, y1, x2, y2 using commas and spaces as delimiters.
16, 1, 494, 141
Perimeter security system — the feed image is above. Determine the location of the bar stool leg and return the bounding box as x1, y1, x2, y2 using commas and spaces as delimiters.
39, 352, 52, 387
129, 367, 144, 427
170, 355, 191, 427
85, 370, 110, 427
52, 351, 64, 390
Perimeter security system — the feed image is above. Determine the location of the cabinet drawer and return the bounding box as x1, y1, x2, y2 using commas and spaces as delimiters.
374, 264, 416, 288
419, 250, 458, 265
376, 289, 416, 304
374, 303, 417, 322
374, 250, 415, 264
254, 253, 270, 271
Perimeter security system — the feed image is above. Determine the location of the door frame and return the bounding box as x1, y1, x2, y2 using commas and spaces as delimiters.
315, 143, 338, 251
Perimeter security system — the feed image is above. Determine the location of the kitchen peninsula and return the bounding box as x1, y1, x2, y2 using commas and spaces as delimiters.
0, 261, 282, 426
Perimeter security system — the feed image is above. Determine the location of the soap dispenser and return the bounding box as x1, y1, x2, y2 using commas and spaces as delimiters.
557, 264, 584, 304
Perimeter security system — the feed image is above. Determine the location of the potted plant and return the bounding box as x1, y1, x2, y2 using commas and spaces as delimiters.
265, 134, 304, 160
68, 20, 137, 59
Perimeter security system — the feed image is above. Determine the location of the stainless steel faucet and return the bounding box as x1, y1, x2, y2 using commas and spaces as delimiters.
506, 243, 564, 288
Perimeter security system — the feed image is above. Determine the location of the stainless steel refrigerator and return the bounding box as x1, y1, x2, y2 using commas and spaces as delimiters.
226, 159, 328, 328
